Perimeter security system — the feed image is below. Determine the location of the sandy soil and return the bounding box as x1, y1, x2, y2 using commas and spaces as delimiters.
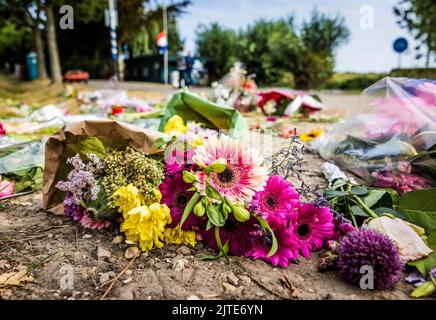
0, 118, 414, 300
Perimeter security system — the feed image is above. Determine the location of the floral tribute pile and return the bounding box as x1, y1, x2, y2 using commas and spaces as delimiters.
55, 128, 336, 268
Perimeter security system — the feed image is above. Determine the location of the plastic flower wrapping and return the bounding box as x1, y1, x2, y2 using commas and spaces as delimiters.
48, 119, 336, 269
313, 77, 436, 194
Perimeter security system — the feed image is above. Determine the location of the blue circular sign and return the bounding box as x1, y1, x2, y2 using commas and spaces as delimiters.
393, 38, 408, 53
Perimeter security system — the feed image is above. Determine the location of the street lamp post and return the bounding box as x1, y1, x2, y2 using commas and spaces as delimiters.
162, 0, 169, 84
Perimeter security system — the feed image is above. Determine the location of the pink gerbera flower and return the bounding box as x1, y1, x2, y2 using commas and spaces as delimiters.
192, 135, 268, 204
201, 216, 257, 256
246, 215, 299, 268
290, 203, 334, 258
160, 173, 201, 230
251, 175, 300, 219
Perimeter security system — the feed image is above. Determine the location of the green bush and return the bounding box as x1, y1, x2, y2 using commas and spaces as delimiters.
390, 68, 436, 79
324, 73, 386, 90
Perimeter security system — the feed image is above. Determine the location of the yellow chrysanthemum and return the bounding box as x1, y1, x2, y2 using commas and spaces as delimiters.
300, 128, 325, 142
191, 136, 203, 147
164, 115, 188, 134
121, 203, 172, 252
164, 227, 197, 247
111, 184, 144, 217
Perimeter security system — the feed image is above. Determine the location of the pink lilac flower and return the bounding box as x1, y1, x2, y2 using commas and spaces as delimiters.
160, 173, 202, 230
201, 216, 257, 256
251, 175, 300, 219
289, 203, 334, 258
246, 215, 299, 268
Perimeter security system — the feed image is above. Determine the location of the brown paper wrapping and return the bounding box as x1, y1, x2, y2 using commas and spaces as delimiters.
43, 119, 165, 215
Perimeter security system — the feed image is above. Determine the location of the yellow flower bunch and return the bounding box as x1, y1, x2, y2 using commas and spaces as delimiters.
111, 184, 144, 217
121, 203, 172, 252
164, 115, 188, 134
112, 184, 163, 218
164, 227, 197, 247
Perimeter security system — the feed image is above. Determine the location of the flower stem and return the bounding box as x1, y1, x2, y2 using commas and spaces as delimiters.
351, 195, 378, 218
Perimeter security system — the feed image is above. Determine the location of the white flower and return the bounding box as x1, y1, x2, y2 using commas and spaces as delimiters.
367, 216, 433, 263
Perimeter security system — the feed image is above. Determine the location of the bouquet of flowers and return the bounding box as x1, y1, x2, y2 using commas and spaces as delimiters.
44, 120, 335, 268
313, 77, 436, 194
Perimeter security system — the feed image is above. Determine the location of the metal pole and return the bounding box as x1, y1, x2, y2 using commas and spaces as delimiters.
163, 0, 168, 84
109, 0, 119, 81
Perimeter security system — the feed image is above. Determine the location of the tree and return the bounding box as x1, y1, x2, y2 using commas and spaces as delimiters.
45, 0, 62, 83
394, 0, 436, 66
0, 0, 47, 79
195, 23, 239, 82
196, 9, 349, 88
300, 9, 350, 54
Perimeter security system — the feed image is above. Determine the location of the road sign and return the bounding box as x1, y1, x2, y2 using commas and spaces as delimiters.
393, 37, 408, 54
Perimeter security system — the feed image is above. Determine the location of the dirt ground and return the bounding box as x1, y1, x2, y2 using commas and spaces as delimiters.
0, 119, 415, 301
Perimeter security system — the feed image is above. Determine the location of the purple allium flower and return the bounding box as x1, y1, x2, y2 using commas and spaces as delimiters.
337, 229, 403, 290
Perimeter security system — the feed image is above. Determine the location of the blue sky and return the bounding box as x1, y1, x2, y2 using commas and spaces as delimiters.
177, 0, 435, 72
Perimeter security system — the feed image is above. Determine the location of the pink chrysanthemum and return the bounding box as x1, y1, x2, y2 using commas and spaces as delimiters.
201, 216, 257, 256
290, 203, 334, 258
63, 193, 111, 230
251, 175, 300, 219
246, 215, 299, 268
192, 135, 268, 204
160, 173, 201, 230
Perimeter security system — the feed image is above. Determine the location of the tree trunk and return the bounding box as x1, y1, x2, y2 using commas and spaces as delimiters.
117, 43, 125, 81
34, 26, 47, 79
45, 1, 62, 83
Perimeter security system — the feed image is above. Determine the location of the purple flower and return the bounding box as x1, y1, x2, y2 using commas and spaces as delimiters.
56, 154, 101, 204
337, 229, 403, 290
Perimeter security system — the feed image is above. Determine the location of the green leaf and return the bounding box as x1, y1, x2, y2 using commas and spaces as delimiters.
324, 190, 348, 199
363, 190, 387, 208
408, 252, 436, 277
351, 205, 369, 217
155, 136, 173, 149
426, 233, 436, 251
410, 281, 435, 298
255, 216, 278, 257
398, 189, 436, 231
350, 186, 368, 196
205, 219, 213, 231
331, 178, 347, 190
180, 192, 200, 228
373, 207, 405, 219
